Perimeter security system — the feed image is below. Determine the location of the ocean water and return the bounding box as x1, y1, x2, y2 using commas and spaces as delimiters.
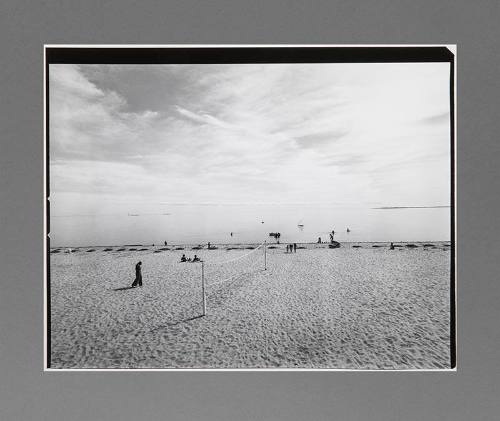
50, 204, 451, 247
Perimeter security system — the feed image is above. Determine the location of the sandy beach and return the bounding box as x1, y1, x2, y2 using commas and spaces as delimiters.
49, 242, 451, 369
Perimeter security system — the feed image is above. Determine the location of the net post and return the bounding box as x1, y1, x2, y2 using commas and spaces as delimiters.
264, 240, 267, 270
201, 262, 206, 316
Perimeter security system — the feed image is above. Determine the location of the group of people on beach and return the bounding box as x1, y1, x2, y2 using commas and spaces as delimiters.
317, 230, 337, 244
130, 237, 302, 288
180, 254, 201, 263
130, 252, 203, 287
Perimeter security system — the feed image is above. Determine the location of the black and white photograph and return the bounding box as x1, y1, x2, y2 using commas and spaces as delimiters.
45, 46, 455, 370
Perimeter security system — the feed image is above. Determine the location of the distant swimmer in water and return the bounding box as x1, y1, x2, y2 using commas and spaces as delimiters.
318, 237, 322, 244
347, 228, 350, 233
164, 240, 167, 246
230, 232, 233, 237
180, 254, 187, 262
131, 261, 143, 287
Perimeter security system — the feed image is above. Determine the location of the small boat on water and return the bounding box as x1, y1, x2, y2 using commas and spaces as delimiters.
297, 219, 304, 229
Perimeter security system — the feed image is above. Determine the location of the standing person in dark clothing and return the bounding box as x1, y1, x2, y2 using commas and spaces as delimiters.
293, 243, 297, 253
131, 261, 142, 287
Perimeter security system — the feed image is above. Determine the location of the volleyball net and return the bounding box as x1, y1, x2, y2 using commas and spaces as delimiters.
199, 242, 267, 315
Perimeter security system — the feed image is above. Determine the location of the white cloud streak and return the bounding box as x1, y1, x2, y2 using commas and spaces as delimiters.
49, 62, 451, 217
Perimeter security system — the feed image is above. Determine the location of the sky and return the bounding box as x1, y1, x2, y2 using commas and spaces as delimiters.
49, 62, 451, 245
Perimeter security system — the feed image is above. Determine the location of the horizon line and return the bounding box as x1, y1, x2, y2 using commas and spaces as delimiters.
51, 204, 451, 217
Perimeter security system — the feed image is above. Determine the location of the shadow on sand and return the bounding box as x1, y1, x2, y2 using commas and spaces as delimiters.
113, 286, 136, 291
149, 314, 205, 333
110, 287, 204, 328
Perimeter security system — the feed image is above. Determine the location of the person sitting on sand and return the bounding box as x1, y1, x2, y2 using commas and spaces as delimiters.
131, 261, 142, 287
192, 255, 200, 262
180, 254, 187, 262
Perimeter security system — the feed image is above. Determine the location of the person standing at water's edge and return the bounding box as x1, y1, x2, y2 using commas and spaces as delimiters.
131, 261, 142, 287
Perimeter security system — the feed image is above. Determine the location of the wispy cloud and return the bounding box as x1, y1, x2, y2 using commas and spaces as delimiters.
175, 106, 237, 130
421, 111, 450, 125
295, 130, 349, 149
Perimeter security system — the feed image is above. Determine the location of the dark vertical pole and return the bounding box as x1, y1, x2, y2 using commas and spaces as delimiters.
201, 262, 206, 316
264, 241, 267, 270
